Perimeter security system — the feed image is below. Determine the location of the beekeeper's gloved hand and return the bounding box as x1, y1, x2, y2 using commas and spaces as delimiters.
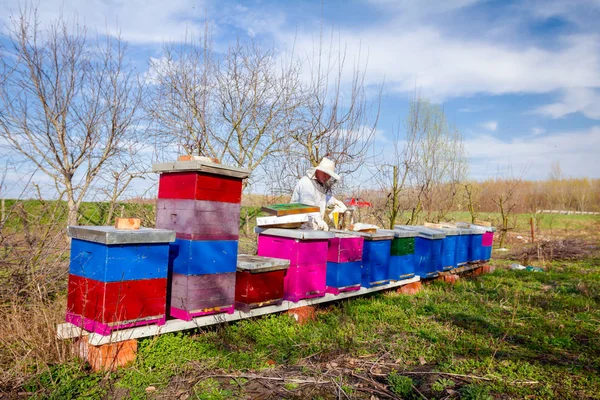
316, 218, 330, 231
334, 199, 347, 213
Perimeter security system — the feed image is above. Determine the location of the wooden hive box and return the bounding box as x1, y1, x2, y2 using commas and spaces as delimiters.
333, 230, 394, 288
66, 226, 175, 335
169, 239, 238, 276
153, 160, 250, 203
325, 232, 363, 294
395, 226, 445, 279
256, 228, 332, 302
170, 272, 236, 320
156, 198, 241, 241
235, 255, 290, 312
387, 229, 417, 281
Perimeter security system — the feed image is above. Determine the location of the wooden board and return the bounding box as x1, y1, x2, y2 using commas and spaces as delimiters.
261, 203, 320, 216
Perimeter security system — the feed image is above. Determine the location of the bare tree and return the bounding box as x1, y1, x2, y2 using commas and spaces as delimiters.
214, 39, 303, 177
275, 28, 381, 194
147, 26, 217, 158
0, 9, 145, 226
405, 98, 467, 224
491, 167, 525, 248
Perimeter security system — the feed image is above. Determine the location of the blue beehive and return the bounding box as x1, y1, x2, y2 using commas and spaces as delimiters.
386, 228, 417, 280
395, 226, 445, 278
465, 225, 486, 262
453, 226, 473, 266
341, 230, 394, 288
69, 227, 174, 282
432, 225, 460, 271
326, 261, 362, 290
169, 238, 238, 275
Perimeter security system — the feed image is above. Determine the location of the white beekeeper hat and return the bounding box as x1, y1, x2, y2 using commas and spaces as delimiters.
313, 157, 340, 181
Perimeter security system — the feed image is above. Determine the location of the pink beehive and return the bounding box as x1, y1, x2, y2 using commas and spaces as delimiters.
482, 231, 494, 246
257, 235, 328, 266
256, 228, 332, 303
327, 234, 363, 263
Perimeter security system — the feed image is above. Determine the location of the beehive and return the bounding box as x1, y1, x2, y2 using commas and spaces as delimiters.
326, 232, 364, 294
66, 226, 175, 335
154, 159, 250, 320
256, 228, 332, 303
235, 255, 290, 312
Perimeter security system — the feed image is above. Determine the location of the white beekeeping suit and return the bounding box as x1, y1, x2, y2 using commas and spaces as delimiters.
291, 158, 347, 230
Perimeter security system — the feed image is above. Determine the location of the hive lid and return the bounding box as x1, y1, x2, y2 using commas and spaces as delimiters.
456, 222, 491, 233
68, 226, 176, 245
237, 254, 290, 273
254, 227, 334, 240
152, 160, 251, 179
262, 203, 320, 216
331, 229, 394, 241
394, 225, 446, 239
331, 232, 363, 239
386, 228, 418, 238
423, 222, 459, 236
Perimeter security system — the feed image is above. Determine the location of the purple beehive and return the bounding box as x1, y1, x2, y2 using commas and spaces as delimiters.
255, 228, 332, 302
169, 272, 236, 321
156, 198, 241, 241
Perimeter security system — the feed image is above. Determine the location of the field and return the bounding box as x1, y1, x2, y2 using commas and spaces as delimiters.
0, 202, 599, 399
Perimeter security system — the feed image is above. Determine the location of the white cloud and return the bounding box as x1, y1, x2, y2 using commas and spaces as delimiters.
0, 0, 209, 44
464, 126, 600, 179
533, 88, 600, 119
481, 121, 498, 131
271, 24, 600, 103
531, 127, 546, 136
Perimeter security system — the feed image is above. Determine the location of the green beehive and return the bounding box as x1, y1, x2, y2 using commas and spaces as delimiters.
390, 237, 415, 256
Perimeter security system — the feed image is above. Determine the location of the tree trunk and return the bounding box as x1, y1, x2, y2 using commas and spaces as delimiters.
67, 197, 78, 227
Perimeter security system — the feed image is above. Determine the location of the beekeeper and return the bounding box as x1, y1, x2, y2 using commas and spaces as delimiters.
291, 157, 347, 230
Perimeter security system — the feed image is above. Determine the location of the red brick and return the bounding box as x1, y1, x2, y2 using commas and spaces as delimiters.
397, 281, 422, 295
481, 265, 495, 274
442, 274, 460, 284
74, 336, 137, 371
287, 306, 316, 324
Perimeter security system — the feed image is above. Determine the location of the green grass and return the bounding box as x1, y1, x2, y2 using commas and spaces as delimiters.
25, 255, 599, 399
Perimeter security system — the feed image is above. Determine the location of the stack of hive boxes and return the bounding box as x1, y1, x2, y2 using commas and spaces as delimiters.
153, 159, 250, 320
66, 226, 175, 335
325, 232, 364, 294
388, 228, 417, 280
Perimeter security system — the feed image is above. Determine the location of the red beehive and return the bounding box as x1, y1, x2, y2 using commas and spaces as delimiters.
234, 255, 290, 312
158, 172, 243, 203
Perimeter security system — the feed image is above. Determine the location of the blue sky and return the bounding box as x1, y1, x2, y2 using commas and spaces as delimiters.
1, 0, 599, 198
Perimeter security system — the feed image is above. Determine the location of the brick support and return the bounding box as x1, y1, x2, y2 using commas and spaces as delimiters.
397, 281, 422, 295
441, 274, 460, 284
287, 306, 316, 324
74, 336, 137, 371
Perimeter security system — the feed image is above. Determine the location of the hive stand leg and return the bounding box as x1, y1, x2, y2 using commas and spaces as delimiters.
74, 336, 137, 372
440, 274, 460, 284
287, 306, 316, 324
397, 281, 422, 295
481, 265, 495, 274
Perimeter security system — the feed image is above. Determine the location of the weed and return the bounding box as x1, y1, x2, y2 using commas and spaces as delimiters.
193, 378, 232, 400
387, 371, 413, 397
432, 377, 455, 392
460, 383, 493, 400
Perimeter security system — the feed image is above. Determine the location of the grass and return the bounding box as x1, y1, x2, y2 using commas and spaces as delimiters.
2, 206, 599, 398
18, 254, 600, 399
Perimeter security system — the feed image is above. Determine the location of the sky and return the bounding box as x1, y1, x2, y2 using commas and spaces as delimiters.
1, 0, 600, 198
